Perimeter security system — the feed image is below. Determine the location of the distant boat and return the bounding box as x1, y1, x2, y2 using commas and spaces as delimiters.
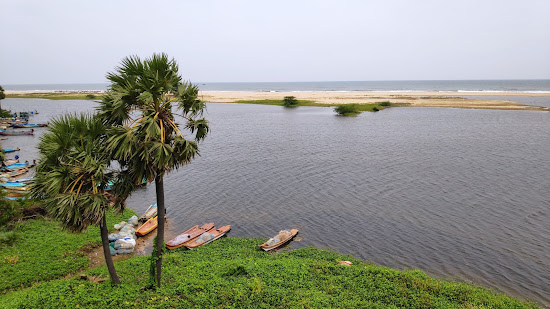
0, 130, 34, 136
11, 123, 48, 128
2, 148, 20, 153
5, 162, 30, 170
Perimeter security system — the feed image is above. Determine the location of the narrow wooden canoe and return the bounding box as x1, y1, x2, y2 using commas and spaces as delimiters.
136, 216, 158, 237
0, 130, 34, 136
166, 222, 215, 250
259, 229, 299, 251
184, 225, 231, 249
139, 203, 157, 222
2, 148, 20, 153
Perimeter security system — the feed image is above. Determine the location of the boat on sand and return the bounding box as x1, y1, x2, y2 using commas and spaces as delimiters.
184, 225, 231, 249
166, 222, 215, 250
259, 229, 299, 251
136, 216, 158, 236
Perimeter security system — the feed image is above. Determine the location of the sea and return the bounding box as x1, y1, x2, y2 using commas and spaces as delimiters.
2, 80, 550, 307
4, 79, 550, 93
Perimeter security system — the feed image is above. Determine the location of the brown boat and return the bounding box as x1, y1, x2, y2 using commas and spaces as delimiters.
184, 225, 231, 249
259, 229, 299, 251
135, 216, 158, 236
165, 222, 215, 250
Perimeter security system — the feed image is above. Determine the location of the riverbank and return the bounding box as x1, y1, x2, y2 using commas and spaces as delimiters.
6, 90, 550, 110
0, 212, 540, 308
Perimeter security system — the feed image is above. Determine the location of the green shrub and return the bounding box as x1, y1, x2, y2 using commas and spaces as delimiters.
372, 106, 379, 112
283, 96, 298, 107
334, 104, 361, 116
0, 231, 18, 247
379, 101, 391, 106
85, 94, 96, 99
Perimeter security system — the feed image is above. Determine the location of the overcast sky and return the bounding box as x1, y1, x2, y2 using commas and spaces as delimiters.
1, 0, 549, 84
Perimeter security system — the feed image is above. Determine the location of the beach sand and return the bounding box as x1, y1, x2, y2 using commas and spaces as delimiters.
198, 91, 550, 110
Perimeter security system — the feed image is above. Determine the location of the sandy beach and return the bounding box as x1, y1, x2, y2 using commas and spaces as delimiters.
198, 91, 550, 110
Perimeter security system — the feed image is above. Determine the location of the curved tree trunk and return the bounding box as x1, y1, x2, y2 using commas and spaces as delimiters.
100, 215, 120, 284
155, 175, 165, 288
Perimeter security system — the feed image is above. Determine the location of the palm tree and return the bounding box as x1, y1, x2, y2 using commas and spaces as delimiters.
98, 53, 209, 288
30, 114, 130, 284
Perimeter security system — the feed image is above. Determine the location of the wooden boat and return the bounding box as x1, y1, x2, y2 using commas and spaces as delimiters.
4, 159, 19, 166
136, 216, 158, 236
12, 123, 48, 128
6, 167, 29, 178
4, 193, 25, 201
1, 182, 26, 188
166, 222, 215, 250
6, 177, 33, 184
2, 148, 20, 153
3, 186, 30, 194
259, 229, 299, 251
0, 130, 34, 136
139, 203, 158, 222
5, 162, 29, 170
184, 225, 231, 249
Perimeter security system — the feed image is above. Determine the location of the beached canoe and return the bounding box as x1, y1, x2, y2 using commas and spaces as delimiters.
5, 162, 29, 170
11, 123, 48, 128
166, 222, 215, 250
5, 167, 29, 178
6, 177, 33, 184
3, 186, 30, 194
0, 130, 34, 136
139, 203, 158, 222
259, 229, 299, 251
2, 148, 20, 153
3, 159, 19, 166
184, 225, 231, 249
1, 182, 26, 188
136, 216, 158, 237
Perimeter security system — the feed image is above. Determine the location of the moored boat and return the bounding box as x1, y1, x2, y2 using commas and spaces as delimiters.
11, 123, 48, 128
259, 229, 299, 251
2, 148, 20, 153
0, 130, 34, 136
139, 203, 158, 222
166, 222, 215, 250
5, 162, 29, 170
135, 216, 158, 236
184, 225, 231, 249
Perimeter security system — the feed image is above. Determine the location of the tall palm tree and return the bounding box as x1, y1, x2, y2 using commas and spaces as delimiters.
30, 114, 130, 284
98, 53, 209, 288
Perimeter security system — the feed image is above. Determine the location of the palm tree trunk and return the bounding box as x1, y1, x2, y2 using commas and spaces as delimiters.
155, 175, 165, 288
100, 216, 120, 284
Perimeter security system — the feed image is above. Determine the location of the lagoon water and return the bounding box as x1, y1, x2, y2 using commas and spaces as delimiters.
3, 98, 550, 307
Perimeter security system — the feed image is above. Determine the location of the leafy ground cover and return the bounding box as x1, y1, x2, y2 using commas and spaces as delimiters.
0, 209, 134, 293
0, 236, 537, 308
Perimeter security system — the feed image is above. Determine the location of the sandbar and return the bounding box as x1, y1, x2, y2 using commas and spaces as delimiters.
199, 91, 550, 110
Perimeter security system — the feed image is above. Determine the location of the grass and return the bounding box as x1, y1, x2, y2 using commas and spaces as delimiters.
6, 93, 102, 101
0, 209, 135, 293
0, 234, 538, 308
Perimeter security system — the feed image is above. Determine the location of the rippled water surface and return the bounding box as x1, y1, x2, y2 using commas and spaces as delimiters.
3, 99, 550, 307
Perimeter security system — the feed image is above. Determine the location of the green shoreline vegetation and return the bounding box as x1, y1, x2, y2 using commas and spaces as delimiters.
0, 209, 538, 308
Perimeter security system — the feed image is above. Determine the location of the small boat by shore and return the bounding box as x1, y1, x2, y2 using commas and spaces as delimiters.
0, 130, 34, 136
4, 159, 19, 166
139, 203, 157, 222
166, 222, 215, 250
2, 148, 20, 153
2, 167, 29, 178
5, 162, 29, 170
6, 177, 33, 184
136, 216, 158, 236
12, 123, 48, 128
259, 229, 299, 251
184, 225, 231, 249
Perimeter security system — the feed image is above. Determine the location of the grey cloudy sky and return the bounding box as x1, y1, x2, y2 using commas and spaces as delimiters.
1, 0, 549, 84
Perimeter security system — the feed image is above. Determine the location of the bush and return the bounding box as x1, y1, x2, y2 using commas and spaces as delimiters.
334, 104, 361, 116
379, 101, 391, 106
283, 96, 298, 107
85, 94, 97, 99
372, 107, 379, 112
